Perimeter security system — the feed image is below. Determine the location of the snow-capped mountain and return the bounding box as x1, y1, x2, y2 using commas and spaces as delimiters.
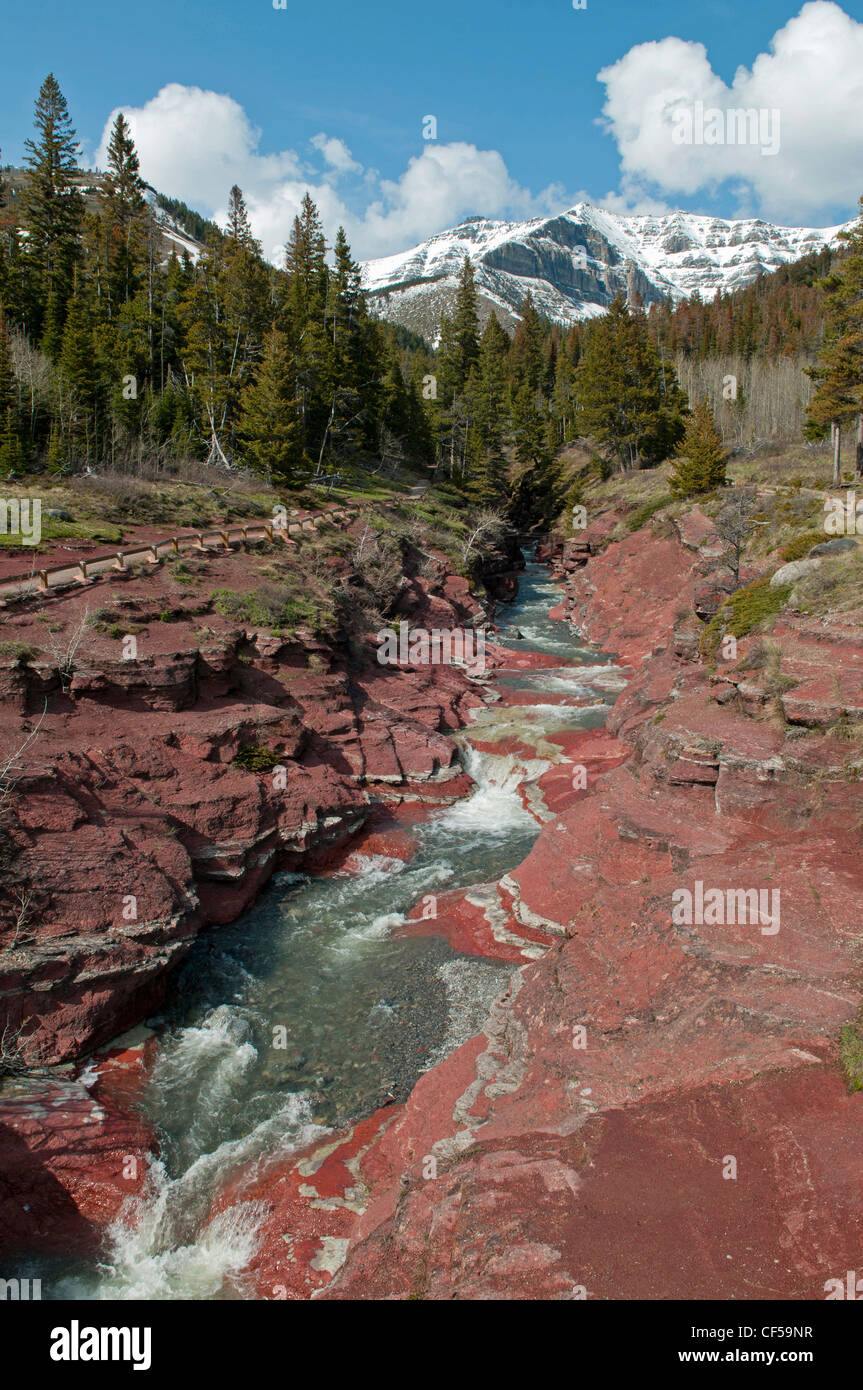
361, 203, 851, 338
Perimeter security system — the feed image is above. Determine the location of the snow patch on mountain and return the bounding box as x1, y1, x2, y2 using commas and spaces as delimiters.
361, 202, 850, 335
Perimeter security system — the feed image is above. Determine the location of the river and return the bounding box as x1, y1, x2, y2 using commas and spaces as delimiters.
36, 558, 624, 1299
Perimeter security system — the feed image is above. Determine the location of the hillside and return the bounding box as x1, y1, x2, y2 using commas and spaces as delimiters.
0, 166, 205, 266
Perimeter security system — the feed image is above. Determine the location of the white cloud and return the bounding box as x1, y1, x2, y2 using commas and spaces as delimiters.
597, 1, 863, 222
361, 142, 550, 255
95, 84, 569, 263
96, 83, 303, 213
310, 133, 362, 176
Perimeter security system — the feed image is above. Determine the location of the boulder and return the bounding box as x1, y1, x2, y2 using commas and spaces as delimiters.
808, 536, 859, 557
770, 557, 821, 587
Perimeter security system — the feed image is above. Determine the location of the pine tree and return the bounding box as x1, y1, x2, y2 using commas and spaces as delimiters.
465, 314, 509, 503
57, 294, 101, 468
100, 113, 147, 309
238, 327, 306, 486
22, 74, 83, 349
0, 306, 25, 475
669, 398, 727, 497
282, 193, 331, 455
226, 185, 258, 250
577, 296, 687, 470
805, 195, 863, 482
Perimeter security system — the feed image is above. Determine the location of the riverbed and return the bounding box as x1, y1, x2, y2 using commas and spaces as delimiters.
38, 558, 622, 1299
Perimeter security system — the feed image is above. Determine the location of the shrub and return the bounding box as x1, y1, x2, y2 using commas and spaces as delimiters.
725, 577, 791, 638
233, 744, 283, 773
780, 530, 825, 563
0, 641, 36, 664
213, 584, 330, 634
699, 579, 791, 660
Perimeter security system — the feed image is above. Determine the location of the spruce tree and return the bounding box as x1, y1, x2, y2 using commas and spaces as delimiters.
282, 193, 331, 454
577, 296, 686, 470
218, 185, 270, 440
22, 74, 83, 348
0, 307, 25, 475
465, 314, 509, 503
451, 255, 480, 389
226, 185, 258, 249
805, 195, 863, 482
669, 399, 727, 497
58, 294, 101, 466
509, 290, 545, 393
101, 113, 147, 308
238, 327, 306, 486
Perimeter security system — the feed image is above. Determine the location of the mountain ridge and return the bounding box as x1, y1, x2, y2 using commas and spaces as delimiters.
361, 201, 851, 338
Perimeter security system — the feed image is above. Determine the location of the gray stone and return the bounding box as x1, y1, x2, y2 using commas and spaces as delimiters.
770, 558, 822, 587
808, 536, 859, 557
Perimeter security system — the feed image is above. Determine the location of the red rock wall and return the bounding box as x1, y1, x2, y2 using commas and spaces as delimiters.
267, 507, 863, 1301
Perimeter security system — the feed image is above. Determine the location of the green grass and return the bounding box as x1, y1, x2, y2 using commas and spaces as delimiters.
839, 1016, 863, 1092
0, 517, 124, 549
213, 583, 333, 635
625, 493, 675, 532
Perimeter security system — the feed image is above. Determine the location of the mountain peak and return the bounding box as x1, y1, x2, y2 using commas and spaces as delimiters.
361, 201, 851, 337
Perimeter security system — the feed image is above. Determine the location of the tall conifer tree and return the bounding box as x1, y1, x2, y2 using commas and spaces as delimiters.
23, 74, 83, 351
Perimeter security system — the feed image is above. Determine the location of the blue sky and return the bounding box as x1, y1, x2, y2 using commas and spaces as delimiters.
2, 0, 863, 260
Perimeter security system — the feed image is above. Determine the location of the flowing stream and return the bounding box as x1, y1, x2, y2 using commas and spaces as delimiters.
35, 559, 623, 1300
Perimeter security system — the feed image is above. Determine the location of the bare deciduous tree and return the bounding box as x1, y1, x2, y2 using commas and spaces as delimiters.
460, 508, 509, 569
716, 487, 759, 587
0, 1017, 47, 1078
11, 887, 34, 946
43, 607, 93, 689
0, 702, 47, 814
